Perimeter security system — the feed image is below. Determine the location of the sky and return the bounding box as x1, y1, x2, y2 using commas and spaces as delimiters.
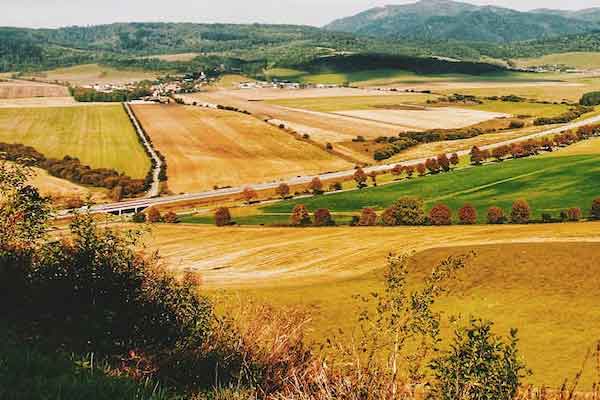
3, 0, 600, 28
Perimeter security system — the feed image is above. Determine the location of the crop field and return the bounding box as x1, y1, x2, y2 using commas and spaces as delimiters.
515, 52, 600, 70
147, 223, 600, 387
28, 166, 108, 205
132, 104, 352, 193
0, 105, 150, 178
265, 94, 437, 112
0, 80, 69, 99
333, 107, 507, 130
21, 64, 159, 86
461, 100, 570, 118
262, 68, 553, 87
145, 52, 200, 62
258, 141, 600, 221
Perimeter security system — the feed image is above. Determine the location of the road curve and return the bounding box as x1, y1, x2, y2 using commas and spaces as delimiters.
62, 114, 600, 216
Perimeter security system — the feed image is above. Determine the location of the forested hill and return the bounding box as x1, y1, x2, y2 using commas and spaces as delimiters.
325, 0, 600, 43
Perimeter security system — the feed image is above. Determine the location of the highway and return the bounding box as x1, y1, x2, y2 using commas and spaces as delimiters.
59, 113, 600, 217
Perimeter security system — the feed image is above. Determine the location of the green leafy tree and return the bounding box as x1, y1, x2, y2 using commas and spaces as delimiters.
591, 198, 600, 220
430, 319, 529, 400
384, 197, 426, 226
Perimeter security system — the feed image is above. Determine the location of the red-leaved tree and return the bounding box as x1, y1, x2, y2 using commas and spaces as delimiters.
429, 204, 452, 225
458, 204, 477, 225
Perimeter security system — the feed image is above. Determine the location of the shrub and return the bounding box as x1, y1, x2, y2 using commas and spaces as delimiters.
542, 213, 553, 223
580, 91, 600, 106
132, 212, 146, 223
383, 197, 426, 226
510, 200, 530, 224
449, 153, 459, 167
566, 207, 582, 222
487, 207, 505, 224
353, 167, 368, 189
591, 198, 600, 220
215, 207, 232, 227
290, 205, 311, 226
314, 208, 334, 226
458, 204, 477, 225
163, 211, 179, 224
309, 177, 323, 195
509, 120, 525, 129
470, 146, 483, 165
437, 154, 450, 172
430, 319, 529, 400
146, 208, 161, 223
416, 163, 426, 176
379, 207, 397, 226
276, 183, 290, 199
358, 208, 377, 226
429, 204, 452, 226
242, 187, 257, 204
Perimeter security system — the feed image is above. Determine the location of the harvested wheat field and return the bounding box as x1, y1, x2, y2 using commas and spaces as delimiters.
28, 166, 108, 205
22, 64, 159, 86
0, 105, 150, 178
132, 104, 352, 193
333, 107, 508, 130
145, 223, 600, 387
0, 80, 69, 99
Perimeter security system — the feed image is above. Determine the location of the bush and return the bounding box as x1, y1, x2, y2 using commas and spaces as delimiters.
146, 208, 162, 223
510, 199, 530, 224
163, 211, 179, 224
458, 204, 477, 225
591, 198, 600, 220
1, 212, 213, 356
487, 206, 505, 224
215, 207, 232, 227
580, 91, 600, 106
290, 205, 311, 226
314, 208, 334, 226
358, 208, 377, 226
353, 167, 368, 189
430, 319, 529, 400
429, 204, 452, 226
567, 207, 582, 222
309, 177, 323, 195
509, 120, 525, 129
276, 183, 290, 198
383, 197, 425, 226
132, 212, 146, 223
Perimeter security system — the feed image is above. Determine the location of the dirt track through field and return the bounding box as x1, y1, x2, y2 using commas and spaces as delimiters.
133, 104, 352, 193
147, 222, 600, 288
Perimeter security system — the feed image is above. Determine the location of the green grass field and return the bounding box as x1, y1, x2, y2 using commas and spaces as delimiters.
462, 100, 570, 118
259, 143, 600, 222
227, 242, 600, 388
0, 105, 150, 178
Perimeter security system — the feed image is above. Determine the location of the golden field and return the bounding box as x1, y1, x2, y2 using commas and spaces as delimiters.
132, 104, 352, 193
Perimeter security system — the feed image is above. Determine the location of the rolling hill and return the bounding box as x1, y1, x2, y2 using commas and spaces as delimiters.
325, 0, 600, 43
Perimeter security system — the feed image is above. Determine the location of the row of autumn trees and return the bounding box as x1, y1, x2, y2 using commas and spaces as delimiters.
470, 124, 600, 164
215, 197, 600, 227
0, 142, 149, 198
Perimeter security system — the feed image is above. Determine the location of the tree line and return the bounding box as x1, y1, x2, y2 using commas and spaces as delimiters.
0, 142, 149, 198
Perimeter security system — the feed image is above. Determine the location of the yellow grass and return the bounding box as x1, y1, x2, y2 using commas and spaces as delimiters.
145, 223, 600, 387
22, 64, 159, 86
0, 80, 69, 99
28, 166, 108, 205
132, 104, 351, 193
145, 53, 200, 62
0, 105, 150, 178
515, 52, 600, 70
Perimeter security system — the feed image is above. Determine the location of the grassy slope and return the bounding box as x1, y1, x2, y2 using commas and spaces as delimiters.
515, 52, 600, 70
462, 100, 570, 118
263, 68, 551, 86
22, 64, 159, 86
231, 242, 600, 388
262, 141, 600, 221
0, 105, 150, 178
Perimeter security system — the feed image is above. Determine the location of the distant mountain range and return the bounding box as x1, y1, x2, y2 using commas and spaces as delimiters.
325, 0, 600, 43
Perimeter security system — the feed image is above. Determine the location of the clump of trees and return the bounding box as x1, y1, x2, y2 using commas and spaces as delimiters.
534, 105, 593, 126
0, 142, 147, 197
358, 208, 378, 226
510, 200, 531, 224
215, 207, 232, 226
381, 196, 426, 226
459, 204, 477, 225
70, 86, 152, 102
314, 208, 334, 226
580, 91, 600, 106
290, 204, 311, 226
429, 203, 452, 225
